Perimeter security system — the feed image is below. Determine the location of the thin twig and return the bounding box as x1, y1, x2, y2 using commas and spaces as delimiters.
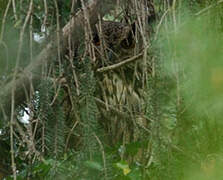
10, 105, 16, 180
171, 0, 181, 107
0, 0, 12, 40
43, 0, 48, 27
95, 97, 130, 119
195, 0, 223, 16
14, 0, 33, 69
53, 0, 62, 76
12, 0, 18, 21
97, 52, 143, 73
29, 14, 33, 62
154, 9, 169, 41
93, 133, 107, 180
65, 121, 79, 152
0, 41, 9, 73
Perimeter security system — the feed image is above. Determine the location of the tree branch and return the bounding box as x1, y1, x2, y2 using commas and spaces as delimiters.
0, 0, 118, 117
97, 52, 143, 73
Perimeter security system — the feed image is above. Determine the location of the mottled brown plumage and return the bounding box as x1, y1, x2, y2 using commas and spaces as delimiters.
93, 21, 135, 64
99, 21, 133, 48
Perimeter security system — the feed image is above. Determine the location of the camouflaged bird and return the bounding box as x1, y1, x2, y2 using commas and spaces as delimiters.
93, 21, 135, 65
92, 2, 156, 66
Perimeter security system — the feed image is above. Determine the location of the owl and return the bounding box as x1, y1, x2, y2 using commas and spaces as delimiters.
92, 21, 136, 66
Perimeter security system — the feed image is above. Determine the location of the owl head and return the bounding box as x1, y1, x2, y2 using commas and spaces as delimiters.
93, 21, 136, 65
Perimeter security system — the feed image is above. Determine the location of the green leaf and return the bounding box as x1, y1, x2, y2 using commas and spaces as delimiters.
115, 161, 131, 175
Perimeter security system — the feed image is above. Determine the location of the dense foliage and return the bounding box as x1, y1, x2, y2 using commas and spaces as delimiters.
1, 0, 223, 179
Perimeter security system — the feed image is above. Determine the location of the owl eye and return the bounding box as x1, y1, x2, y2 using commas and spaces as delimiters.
120, 31, 135, 49
121, 39, 130, 49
